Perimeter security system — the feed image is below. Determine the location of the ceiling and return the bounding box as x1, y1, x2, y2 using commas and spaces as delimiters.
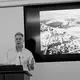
0, 0, 79, 7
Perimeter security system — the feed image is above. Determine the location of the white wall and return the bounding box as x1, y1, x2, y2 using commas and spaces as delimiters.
0, 5, 80, 80
32, 62, 80, 80
0, 6, 24, 63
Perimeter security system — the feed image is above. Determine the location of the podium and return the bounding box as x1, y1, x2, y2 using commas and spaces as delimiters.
0, 65, 32, 80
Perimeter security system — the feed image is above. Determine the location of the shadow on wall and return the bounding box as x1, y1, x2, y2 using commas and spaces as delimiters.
25, 38, 42, 62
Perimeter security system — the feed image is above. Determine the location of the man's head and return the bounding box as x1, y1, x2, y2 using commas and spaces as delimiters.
15, 32, 24, 48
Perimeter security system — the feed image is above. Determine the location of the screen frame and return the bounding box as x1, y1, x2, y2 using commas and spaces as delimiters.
24, 2, 80, 62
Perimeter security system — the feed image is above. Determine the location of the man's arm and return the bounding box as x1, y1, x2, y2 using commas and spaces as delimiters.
27, 57, 35, 71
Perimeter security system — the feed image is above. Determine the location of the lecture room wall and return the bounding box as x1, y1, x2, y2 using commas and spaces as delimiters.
0, 5, 80, 80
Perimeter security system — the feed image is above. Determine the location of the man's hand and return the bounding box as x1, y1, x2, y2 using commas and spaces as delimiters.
30, 58, 35, 70
27, 58, 35, 71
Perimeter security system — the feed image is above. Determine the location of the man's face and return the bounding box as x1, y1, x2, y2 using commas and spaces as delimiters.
15, 35, 24, 47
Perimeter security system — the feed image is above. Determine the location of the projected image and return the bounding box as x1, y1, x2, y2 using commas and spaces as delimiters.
40, 9, 80, 55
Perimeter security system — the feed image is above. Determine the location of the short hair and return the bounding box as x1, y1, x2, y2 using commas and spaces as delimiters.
15, 32, 23, 37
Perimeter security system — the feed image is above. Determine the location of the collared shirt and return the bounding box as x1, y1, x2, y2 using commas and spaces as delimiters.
4, 47, 35, 71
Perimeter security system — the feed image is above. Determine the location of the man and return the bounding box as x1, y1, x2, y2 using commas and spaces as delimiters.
4, 32, 35, 71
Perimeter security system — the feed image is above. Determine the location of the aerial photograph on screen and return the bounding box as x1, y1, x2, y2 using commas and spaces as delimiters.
40, 9, 80, 55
